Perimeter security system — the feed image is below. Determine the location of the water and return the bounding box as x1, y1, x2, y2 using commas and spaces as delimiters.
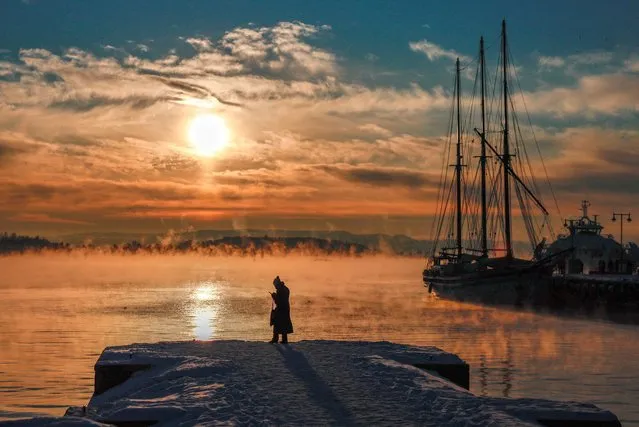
0, 254, 638, 425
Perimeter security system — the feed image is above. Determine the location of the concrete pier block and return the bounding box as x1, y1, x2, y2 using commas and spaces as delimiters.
412, 361, 470, 389
72, 341, 620, 427
94, 362, 152, 396
0, 341, 600, 427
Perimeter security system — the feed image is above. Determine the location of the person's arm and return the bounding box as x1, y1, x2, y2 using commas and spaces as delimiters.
274, 290, 284, 306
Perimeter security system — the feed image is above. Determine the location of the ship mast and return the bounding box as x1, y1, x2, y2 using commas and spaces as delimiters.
479, 36, 488, 257
455, 58, 463, 260
502, 19, 513, 259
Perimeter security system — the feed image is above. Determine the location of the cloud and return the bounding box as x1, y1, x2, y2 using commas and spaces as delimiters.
624, 57, 639, 72
365, 53, 379, 62
176, 22, 338, 79
537, 51, 614, 72
0, 121, 445, 230
155, 78, 244, 107
225, 21, 337, 77
185, 37, 215, 52
409, 40, 472, 64
358, 123, 392, 137
10, 213, 91, 225
317, 164, 435, 188
0, 21, 347, 129
522, 73, 639, 116
0, 38, 453, 152
571, 52, 614, 65
1, 19, 639, 238
0, 136, 32, 163
529, 128, 639, 203
538, 56, 565, 69
47, 94, 171, 112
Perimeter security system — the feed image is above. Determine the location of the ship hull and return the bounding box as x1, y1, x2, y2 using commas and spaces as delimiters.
423, 267, 554, 306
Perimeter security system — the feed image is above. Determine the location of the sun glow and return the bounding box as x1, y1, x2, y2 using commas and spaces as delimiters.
188, 114, 230, 157
194, 286, 215, 302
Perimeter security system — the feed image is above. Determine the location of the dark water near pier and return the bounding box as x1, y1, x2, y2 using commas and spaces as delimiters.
0, 254, 638, 425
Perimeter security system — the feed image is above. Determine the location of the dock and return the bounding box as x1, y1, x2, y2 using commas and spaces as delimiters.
11, 340, 621, 426
550, 274, 639, 307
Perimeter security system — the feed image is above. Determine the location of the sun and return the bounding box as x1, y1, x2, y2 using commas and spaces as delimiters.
188, 114, 230, 157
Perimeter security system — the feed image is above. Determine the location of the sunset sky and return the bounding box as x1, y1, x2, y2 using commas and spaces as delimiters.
1, 0, 639, 241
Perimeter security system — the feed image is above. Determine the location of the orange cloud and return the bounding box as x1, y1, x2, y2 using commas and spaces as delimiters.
1, 21, 639, 242
10, 213, 91, 225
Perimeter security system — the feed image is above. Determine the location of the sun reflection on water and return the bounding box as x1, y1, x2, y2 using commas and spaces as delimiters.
194, 286, 215, 302
190, 282, 222, 340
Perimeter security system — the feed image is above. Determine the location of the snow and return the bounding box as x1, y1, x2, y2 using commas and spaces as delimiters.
8, 340, 620, 426
82, 340, 618, 426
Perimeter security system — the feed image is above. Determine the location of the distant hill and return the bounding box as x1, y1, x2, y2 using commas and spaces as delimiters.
59, 229, 434, 255
0, 232, 371, 256
56, 229, 535, 257
0, 232, 69, 253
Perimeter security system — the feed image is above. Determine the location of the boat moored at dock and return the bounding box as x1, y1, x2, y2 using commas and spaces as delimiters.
423, 20, 562, 304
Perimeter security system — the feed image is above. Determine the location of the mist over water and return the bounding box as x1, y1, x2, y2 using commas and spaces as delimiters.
1, 254, 638, 425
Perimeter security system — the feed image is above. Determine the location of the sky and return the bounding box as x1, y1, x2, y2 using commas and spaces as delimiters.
1, 0, 639, 242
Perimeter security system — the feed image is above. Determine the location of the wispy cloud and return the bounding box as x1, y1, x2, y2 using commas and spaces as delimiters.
522, 73, 639, 116
624, 57, 639, 72
365, 53, 379, 62
10, 213, 91, 225
409, 40, 471, 63
317, 164, 436, 188
358, 123, 392, 137
537, 51, 614, 73
1, 19, 639, 237
538, 56, 566, 69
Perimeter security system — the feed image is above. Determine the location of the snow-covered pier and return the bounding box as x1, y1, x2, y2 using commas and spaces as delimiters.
20, 340, 622, 426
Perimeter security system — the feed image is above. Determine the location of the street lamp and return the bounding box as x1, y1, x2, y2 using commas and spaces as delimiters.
612, 212, 632, 273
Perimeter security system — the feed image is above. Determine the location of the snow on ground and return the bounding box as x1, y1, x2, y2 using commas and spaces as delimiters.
81, 340, 617, 426
4, 340, 620, 426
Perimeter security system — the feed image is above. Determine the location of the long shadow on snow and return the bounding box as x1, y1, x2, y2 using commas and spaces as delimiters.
275, 345, 356, 426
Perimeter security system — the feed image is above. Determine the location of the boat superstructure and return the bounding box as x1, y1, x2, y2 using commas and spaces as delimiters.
547, 200, 637, 275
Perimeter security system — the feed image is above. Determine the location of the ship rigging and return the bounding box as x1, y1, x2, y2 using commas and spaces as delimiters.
424, 20, 564, 301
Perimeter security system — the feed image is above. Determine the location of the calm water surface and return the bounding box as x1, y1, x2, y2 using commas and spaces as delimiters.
0, 254, 638, 425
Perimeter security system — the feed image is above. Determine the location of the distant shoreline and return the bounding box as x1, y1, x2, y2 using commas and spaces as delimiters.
0, 233, 428, 257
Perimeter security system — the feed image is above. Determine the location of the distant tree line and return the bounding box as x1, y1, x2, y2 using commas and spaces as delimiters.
0, 233, 387, 256
0, 232, 70, 254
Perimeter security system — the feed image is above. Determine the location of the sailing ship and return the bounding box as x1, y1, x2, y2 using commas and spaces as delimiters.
423, 20, 568, 304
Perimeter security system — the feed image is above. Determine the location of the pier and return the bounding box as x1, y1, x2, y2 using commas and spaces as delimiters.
550, 274, 639, 307
18, 340, 621, 426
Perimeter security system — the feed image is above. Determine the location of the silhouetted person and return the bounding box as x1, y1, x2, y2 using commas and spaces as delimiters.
269, 276, 293, 344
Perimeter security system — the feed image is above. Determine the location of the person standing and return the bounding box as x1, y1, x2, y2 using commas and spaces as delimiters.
269, 276, 293, 344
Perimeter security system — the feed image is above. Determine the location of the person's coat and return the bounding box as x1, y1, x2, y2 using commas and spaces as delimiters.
270, 284, 293, 334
